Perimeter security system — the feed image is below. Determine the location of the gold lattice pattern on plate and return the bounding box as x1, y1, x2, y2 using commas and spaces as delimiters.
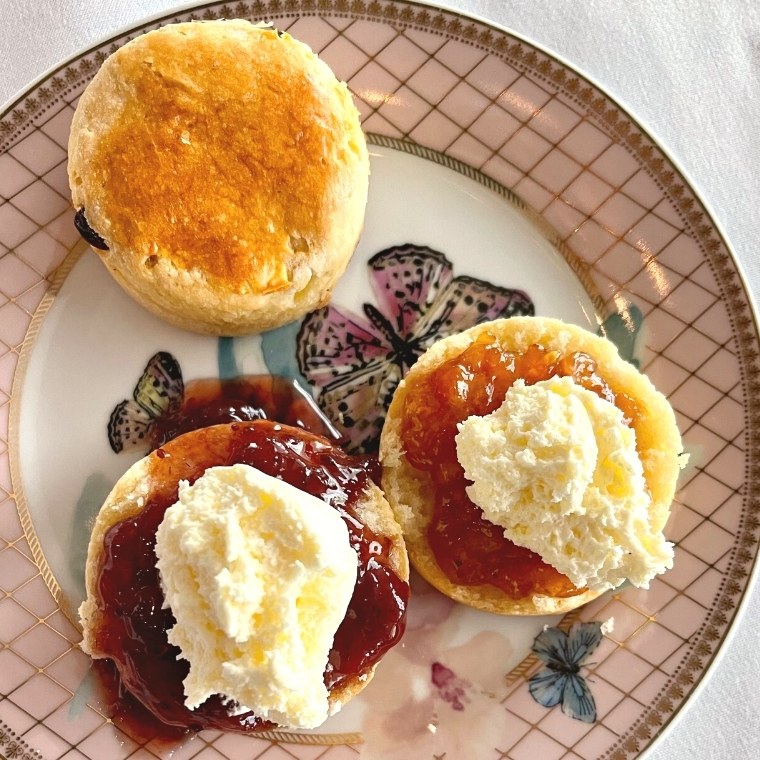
0, 2, 757, 759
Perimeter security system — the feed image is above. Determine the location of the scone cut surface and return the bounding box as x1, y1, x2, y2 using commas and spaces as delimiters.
68, 20, 370, 335
379, 316, 684, 615
79, 421, 409, 731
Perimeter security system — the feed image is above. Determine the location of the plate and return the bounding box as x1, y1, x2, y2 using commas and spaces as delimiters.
1, 2, 757, 759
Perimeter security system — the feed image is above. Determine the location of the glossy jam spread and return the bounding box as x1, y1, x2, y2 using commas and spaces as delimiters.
400, 335, 639, 599
95, 421, 408, 733
149, 375, 341, 448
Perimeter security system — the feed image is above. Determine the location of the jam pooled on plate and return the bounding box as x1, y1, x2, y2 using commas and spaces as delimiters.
147, 374, 342, 449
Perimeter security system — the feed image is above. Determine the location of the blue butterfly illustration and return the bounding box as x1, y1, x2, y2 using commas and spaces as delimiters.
295, 244, 534, 453
528, 621, 604, 723
107, 351, 184, 453
598, 302, 644, 368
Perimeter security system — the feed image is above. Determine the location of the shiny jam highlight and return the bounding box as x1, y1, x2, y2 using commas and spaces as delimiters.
400, 335, 638, 600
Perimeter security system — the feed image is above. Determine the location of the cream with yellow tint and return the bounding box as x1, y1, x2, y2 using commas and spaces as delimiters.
154, 463, 356, 729
456, 376, 673, 593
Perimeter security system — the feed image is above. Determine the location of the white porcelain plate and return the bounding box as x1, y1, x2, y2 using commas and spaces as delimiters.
1, 3, 757, 759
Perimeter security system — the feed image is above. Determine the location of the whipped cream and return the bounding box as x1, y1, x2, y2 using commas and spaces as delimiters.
154, 463, 356, 728
455, 376, 673, 592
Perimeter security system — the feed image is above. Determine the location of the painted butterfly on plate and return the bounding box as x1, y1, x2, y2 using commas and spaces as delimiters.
598, 302, 644, 368
296, 244, 534, 453
528, 621, 604, 723
107, 351, 184, 453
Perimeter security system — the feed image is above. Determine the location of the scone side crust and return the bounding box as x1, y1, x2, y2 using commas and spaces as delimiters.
99, 221, 363, 336
379, 316, 683, 615
79, 455, 154, 655
326, 481, 410, 710
353, 480, 410, 584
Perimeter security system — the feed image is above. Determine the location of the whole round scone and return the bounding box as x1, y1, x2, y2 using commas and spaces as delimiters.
380, 316, 684, 616
80, 421, 408, 731
68, 20, 370, 335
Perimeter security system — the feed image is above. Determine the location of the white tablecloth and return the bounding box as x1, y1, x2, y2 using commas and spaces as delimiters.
1, 0, 758, 757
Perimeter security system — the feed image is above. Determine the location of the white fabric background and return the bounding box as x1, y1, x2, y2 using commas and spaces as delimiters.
0, 0, 758, 757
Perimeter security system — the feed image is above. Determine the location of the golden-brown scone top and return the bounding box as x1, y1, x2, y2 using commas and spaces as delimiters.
380, 316, 683, 616
79, 422, 408, 715
68, 20, 370, 335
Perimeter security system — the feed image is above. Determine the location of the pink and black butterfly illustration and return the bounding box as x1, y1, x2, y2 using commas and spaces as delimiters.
296, 244, 534, 453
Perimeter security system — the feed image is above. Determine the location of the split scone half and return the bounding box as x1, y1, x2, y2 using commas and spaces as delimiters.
80, 421, 409, 731
380, 316, 684, 615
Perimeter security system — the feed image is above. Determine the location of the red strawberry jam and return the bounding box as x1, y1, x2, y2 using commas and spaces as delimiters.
92, 418, 408, 734
148, 375, 342, 448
